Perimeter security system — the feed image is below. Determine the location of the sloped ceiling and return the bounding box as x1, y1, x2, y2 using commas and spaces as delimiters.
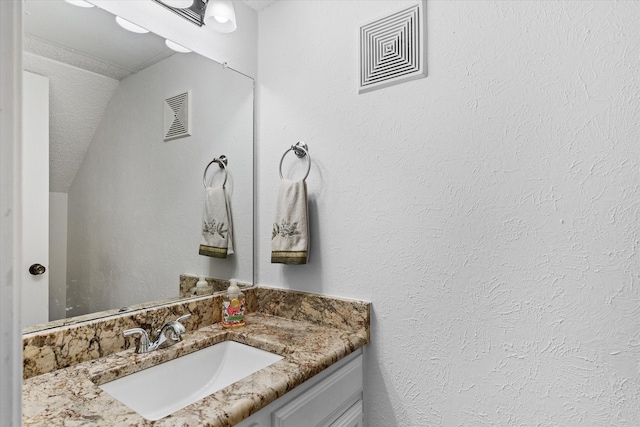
23, 50, 120, 193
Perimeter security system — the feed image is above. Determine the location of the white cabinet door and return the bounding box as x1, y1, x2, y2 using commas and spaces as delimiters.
272, 354, 363, 427
330, 400, 363, 427
235, 351, 364, 427
235, 409, 270, 427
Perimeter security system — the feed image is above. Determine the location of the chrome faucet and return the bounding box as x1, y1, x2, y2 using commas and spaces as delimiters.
123, 314, 191, 354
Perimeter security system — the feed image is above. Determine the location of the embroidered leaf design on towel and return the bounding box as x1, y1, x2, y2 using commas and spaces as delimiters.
272, 220, 301, 240
203, 220, 227, 239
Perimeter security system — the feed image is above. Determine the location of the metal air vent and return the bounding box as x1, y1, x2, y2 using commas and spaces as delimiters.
359, 1, 427, 94
164, 91, 191, 141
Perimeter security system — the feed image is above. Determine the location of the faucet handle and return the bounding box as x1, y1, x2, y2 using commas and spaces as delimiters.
176, 314, 191, 324
156, 314, 191, 335
123, 328, 150, 353
171, 314, 191, 336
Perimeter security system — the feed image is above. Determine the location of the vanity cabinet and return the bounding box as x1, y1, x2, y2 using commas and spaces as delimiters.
237, 349, 363, 427
329, 400, 364, 427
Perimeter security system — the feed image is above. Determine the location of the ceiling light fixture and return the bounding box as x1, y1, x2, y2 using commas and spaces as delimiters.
161, 0, 195, 8
152, 0, 206, 27
151, 0, 237, 32
165, 39, 192, 53
115, 16, 150, 34
204, 0, 237, 33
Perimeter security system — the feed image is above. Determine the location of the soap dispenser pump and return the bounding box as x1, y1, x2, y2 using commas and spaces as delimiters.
196, 275, 208, 288
194, 275, 213, 296
222, 279, 245, 328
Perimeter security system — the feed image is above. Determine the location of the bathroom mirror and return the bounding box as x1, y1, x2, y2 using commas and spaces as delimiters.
22, 0, 254, 332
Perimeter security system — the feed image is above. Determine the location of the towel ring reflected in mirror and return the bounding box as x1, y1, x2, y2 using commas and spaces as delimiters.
279, 142, 311, 181
203, 155, 228, 188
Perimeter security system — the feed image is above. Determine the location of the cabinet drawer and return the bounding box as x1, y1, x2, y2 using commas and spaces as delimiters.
272, 355, 363, 427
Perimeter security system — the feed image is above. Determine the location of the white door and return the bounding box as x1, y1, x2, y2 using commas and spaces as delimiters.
21, 71, 49, 328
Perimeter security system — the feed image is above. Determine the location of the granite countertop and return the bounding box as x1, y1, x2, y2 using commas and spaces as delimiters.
23, 312, 369, 426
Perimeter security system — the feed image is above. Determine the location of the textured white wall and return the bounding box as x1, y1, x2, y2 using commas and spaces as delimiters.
256, 1, 640, 425
67, 53, 253, 316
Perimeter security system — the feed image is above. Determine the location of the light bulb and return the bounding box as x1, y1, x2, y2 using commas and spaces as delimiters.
115, 16, 149, 34
204, 0, 237, 33
165, 39, 191, 53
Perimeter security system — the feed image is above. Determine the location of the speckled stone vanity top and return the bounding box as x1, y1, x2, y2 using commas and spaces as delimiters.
22, 287, 370, 426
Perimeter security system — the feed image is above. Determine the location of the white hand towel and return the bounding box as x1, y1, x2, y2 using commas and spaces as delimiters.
199, 186, 234, 258
271, 179, 308, 264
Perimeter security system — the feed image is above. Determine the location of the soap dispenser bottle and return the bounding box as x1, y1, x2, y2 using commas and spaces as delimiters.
222, 279, 245, 328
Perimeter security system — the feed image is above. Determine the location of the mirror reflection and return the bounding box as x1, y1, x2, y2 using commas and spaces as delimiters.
22, 0, 254, 331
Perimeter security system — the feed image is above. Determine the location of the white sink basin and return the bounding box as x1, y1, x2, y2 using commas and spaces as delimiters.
99, 341, 283, 421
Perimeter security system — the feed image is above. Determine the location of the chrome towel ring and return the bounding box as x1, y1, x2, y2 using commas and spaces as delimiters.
203, 155, 228, 188
279, 142, 311, 181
